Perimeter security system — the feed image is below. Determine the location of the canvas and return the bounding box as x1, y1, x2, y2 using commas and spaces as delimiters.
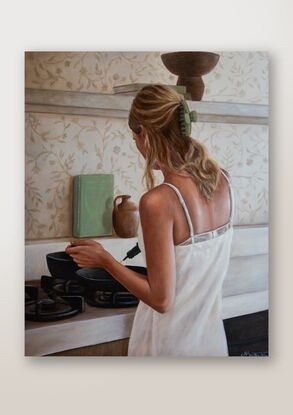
24, 51, 269, 357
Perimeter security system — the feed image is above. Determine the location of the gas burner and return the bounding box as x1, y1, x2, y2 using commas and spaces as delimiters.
25, 285, 84, 322
25, 285, 38, 306
85, 290, 139, 308
41, 275, 85, 297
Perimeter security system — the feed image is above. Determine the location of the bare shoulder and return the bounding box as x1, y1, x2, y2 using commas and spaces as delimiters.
139, 185, 173, 217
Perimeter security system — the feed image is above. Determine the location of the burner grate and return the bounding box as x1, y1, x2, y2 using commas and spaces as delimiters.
25, 284, 85, 322
85, 290, 138, 308
41, 275, 85, 297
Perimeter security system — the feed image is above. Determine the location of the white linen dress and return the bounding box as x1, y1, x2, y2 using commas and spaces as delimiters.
128, 170, 234, 357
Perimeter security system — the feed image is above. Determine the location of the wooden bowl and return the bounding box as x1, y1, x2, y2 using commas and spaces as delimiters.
161, 51, 220, 100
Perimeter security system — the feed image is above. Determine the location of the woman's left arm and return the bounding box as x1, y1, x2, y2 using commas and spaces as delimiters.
66, 191, 176, 313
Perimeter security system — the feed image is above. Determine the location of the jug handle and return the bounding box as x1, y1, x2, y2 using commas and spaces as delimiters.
113, 195, 131, 209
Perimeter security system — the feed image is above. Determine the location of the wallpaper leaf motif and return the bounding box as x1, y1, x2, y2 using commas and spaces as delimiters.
25, 52, 269, 240
192, 122, 268, 225
25, 51, 268, 104
25, 112, 268, 239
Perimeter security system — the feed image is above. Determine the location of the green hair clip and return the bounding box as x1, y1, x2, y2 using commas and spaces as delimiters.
179, 100, 198, 136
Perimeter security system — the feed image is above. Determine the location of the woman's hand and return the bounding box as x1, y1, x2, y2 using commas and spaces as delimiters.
67, 238, 98, 247
65, 239, 111, 268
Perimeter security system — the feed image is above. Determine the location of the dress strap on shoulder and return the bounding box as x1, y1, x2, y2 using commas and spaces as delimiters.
162, 182, 195, 239
220, 169, 235, 223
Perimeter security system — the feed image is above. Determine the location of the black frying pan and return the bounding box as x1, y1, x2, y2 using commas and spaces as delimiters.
75, 265, 147, 292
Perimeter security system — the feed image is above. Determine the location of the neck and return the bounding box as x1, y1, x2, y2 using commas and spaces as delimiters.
160, 166, 190, 182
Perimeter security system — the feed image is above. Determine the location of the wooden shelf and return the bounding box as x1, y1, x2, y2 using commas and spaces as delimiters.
25, 88, 268, 125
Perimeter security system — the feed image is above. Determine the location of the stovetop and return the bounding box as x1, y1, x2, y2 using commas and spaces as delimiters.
41, 275, 86, 297
85, 290, 139, 308
25, 284, 85, 322
25, 275, 139, 322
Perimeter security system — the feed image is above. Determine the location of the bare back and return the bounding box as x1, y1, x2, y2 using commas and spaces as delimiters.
158, 170, 232, 246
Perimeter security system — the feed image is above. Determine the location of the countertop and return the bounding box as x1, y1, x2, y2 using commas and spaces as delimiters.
25, 290, 268, 356
25, 303, 137, 356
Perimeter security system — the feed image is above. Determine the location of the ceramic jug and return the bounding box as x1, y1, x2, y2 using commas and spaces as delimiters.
112, 195, 139, 238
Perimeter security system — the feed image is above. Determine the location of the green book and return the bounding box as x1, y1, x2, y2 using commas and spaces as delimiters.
73, 174, 114, 238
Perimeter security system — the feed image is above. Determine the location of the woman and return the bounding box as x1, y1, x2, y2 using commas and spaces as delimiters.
66, 84, 234, 357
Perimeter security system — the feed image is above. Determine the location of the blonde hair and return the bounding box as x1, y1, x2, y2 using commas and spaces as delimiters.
128, 84, 222, 200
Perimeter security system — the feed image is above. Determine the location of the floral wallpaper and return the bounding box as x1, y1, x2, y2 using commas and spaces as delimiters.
25, 52, 268, 240
25, 113, 149, 238
25, 51, 268, 104
193, 122, 268, 224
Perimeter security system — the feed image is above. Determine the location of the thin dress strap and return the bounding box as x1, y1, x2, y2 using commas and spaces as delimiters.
220, 169, 235, 223
162, 182, 194, 239
163, 171, 234, 245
